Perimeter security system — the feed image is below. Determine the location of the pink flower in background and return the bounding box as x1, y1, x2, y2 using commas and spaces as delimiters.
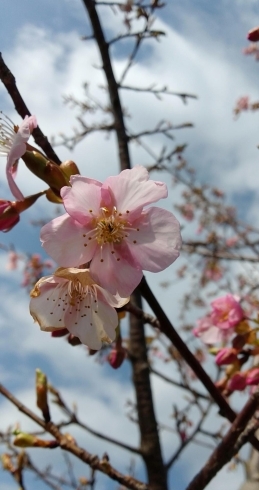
211, 294, 244, 329
0, 113, 37, 200
6, 251, 20, 270
193, 315, 233, 344
41, 166, 182, 296
203, 261, 223, 282
225, 236, 238, 247
30, 267, 129, 350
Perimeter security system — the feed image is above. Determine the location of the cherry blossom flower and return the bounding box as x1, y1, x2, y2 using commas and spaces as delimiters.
40, 166, 182, 296
211, 294, 244, 330
193, 315, 233, 344
0, 113, 37, 200
30, 267, 129, 350
6, 251, 20, 270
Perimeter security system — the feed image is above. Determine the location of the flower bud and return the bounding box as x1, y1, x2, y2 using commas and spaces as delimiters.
247, 27, 259, 42
36, 369, 50, 422
1, 454, 14, 472
215, 347, 238, 366
0, 200, 20, 231
67, 334, 81, 346
13, 432, 58, 448
22, 151, 69, 193
51, 328, 69, 337
227, 372, 247, 392
108, 347, 127, 369
246, 368, 259, 386
60, 160, 80, 178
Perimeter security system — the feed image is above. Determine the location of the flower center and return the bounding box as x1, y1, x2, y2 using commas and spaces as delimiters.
95, 207, 127, 245
0, 113, 15, 154
68, 279, 96, 306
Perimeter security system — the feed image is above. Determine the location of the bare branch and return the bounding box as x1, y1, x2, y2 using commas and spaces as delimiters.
0, 383, 148, 490
186, 390, 259, 490
0, 53, 61, 164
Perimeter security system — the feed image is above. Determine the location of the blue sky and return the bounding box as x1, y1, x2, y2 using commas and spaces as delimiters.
0, 1, 258, 489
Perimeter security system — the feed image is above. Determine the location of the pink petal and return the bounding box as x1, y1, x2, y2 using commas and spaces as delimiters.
40, 214, 97, 266
90, 242, 143, 296
126, 207, 181, 272
66, 294, 117, 349
30, 277, 68, 331
5, 116, 37, 200
61, 176, 102, 225
97, 286, 129, 308
102, 166, 168, 221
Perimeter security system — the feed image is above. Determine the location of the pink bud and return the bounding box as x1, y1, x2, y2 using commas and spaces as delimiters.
247, 27, 259, 42
227, 372, 247, 392
215, 347, 238, 366
246, 368, 259, 386
108, 347, 126, 369
51, 328, 69, 338
0, 200, 20, 231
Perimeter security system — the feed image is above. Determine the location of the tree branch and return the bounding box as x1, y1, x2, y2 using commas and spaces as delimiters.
0, 383, 148, 490
0, 53, 61, 164
185, 390, 259, 490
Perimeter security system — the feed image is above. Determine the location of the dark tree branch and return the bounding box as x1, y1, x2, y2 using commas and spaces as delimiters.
185, 390, 259, 490
82, 0, 130, 171
0, 53, 61, 164
128, 291, 168, 490
81, 3, 167, 489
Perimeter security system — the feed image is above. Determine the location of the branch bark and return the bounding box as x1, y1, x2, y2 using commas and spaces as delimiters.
81, 2, 167, 489
186, 390, 259, 490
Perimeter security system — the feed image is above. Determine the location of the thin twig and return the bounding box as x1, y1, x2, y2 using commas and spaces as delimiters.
0, 384, 148, 490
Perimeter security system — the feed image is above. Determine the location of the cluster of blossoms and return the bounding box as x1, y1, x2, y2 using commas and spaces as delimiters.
31, 166, 181, 349
6, 251, 54, 289
194, 294, 259, 393
0, 113, 182, 350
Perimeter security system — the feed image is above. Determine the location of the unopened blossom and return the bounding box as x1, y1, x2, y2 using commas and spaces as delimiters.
108, 346, 127, 369
41, 166, 182, 296
0, 200, 20, 231
30, 267, 129, 350
215, 347, 238, 366
246, 368, 259, 386
0, 113, 37, 200
247, 26, 259, 42
227, 372, 247, 392
211, 294, 244, 330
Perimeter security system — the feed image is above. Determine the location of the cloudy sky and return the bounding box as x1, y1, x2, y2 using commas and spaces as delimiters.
0, 1, 259, 489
